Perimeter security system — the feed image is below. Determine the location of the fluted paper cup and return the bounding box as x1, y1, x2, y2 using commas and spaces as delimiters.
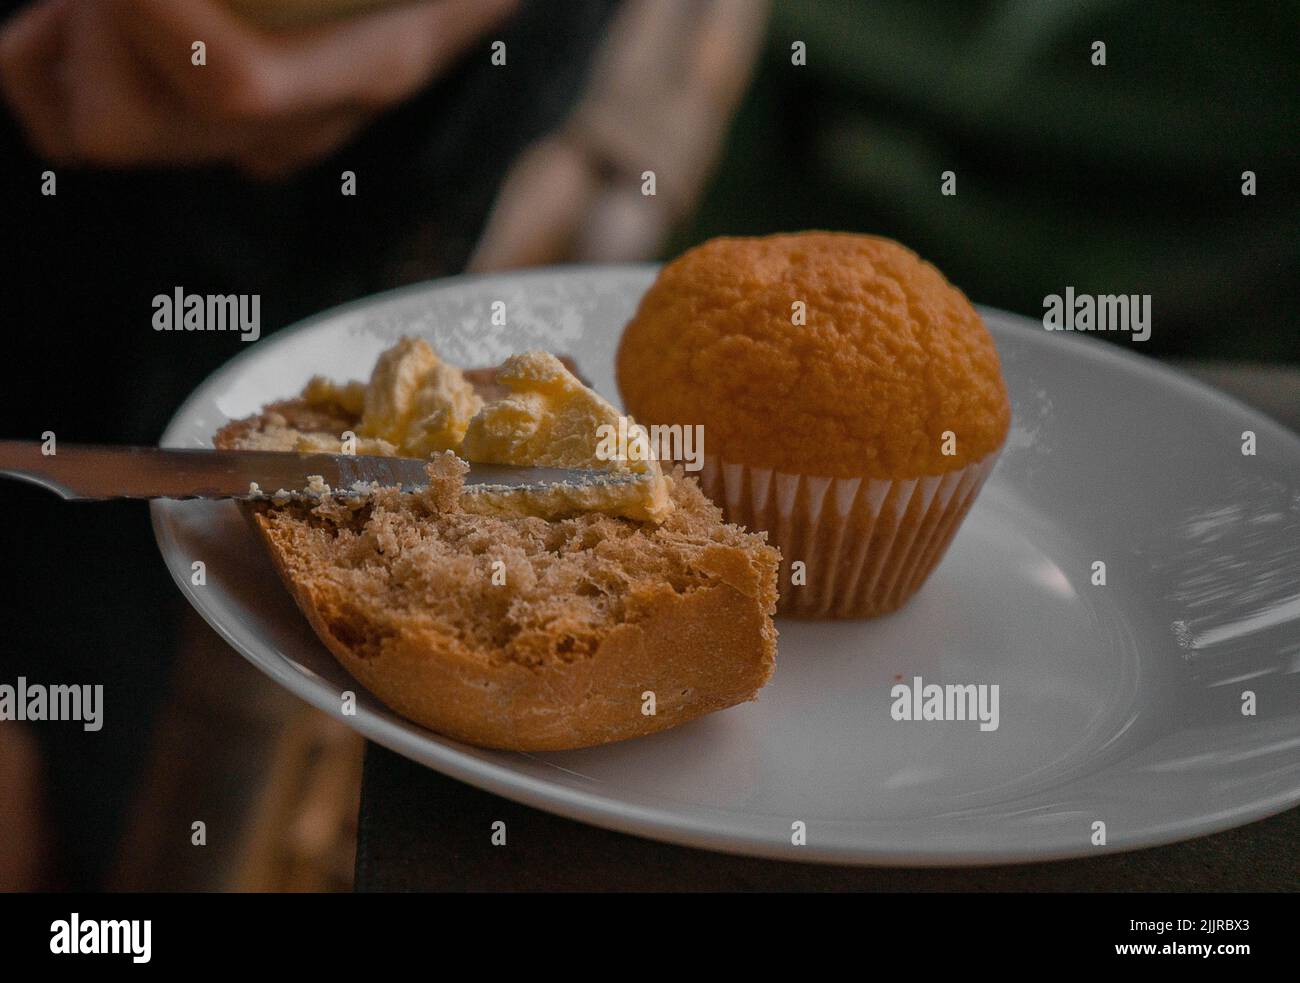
697, 451, 1001, 618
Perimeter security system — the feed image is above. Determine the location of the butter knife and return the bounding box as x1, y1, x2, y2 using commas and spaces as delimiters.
0, 441, 632, 502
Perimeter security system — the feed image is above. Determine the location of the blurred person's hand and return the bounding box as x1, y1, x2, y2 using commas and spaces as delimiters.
0, 0, 516, 177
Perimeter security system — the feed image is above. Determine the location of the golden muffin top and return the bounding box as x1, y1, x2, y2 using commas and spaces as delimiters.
616, 232, 1011, 479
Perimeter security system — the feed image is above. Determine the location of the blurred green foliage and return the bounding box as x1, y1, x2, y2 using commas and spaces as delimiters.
674, 0, 1300, 360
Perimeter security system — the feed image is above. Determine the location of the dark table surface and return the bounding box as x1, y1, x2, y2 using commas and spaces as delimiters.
354, 360, 1300, 891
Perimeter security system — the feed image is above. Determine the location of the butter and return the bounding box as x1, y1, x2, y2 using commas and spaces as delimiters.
460, 351, 672, 523
302, 376, 366, 416
272, 341, 672, 524
260, 339, 477, 458
355, 337, 482, 457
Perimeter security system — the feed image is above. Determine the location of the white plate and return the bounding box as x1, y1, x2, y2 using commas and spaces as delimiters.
153, 266, 1300, 865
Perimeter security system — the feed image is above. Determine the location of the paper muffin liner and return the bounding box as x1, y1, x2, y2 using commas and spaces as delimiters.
696, 450, 1001, 619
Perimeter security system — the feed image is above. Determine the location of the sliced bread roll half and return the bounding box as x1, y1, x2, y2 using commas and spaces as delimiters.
215, 384, 780, 751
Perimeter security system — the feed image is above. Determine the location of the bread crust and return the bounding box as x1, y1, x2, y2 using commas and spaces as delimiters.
253, 506, 776, 749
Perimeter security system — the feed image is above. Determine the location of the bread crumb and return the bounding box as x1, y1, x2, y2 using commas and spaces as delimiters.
263, 467, 778, 671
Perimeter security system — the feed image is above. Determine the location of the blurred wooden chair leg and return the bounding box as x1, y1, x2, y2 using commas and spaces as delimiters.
232, 707, 364, 893
108, 608, 341, 891
0, 723, 48, 891
469, 0, 770, 271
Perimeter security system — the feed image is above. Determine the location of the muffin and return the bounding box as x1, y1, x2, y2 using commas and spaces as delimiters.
616, 232, 1010, 618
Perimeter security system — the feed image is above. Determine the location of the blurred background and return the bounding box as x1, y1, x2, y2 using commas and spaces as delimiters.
0, 0, 1296, 890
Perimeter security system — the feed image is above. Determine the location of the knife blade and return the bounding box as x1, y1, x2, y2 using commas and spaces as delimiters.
0, 441, 639, 502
